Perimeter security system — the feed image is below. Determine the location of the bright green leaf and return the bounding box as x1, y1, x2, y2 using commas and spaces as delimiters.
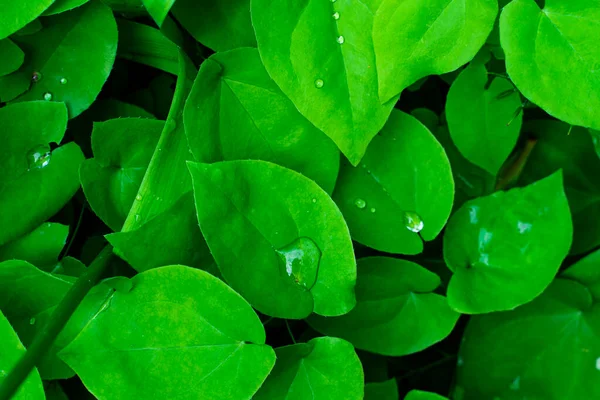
308, 257, 460, 356
500, 0, 600, 129
443, 171, 572, 314
0, 101, 83, 246
251, 0, 397, 165
80, 118, 164, 231
446, 62, 522, 175
0, 309, 45, 399
333, 110, 454, 255
0, 0, 54, 40
405, 390, 448, 400
374, 0, 498, 103
60, 265, 276, 400
188, 160, 356, 318
255, 337, 364, 400
184, 47, 340, 193
11, 0, 117, 118
42, 0, 89, 15
141, 0, 175, 26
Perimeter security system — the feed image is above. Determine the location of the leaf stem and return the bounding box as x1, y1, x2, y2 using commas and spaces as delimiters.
285, 320, 297, 344
0, 246, 113, 400
60, 200, 86, 259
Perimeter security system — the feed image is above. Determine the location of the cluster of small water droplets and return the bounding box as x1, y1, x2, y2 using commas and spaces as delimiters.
27, 145, 51, 170
404, 211, 424, 233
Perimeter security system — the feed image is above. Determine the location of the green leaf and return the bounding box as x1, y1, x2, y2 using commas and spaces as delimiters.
365, 379, 398, 400
443, 171, 573, 314
446, 62, 522, 175
0, 72, 30, 102
519, 120, 600, 254
80, 118, 164, 231
374, 0, 498, 103
500, 0, 600, 129
184, 47, 340, 193
0, 101, 84, 246
456, 251, 600, 399
106, 53, 215, 274
307, 257, 459, 356
0, 310, 45, 400
254, 337, 364, 400
172, 0, 255, 52
405, 390, 448, 400
60, 265, 276, 400
188, 160, 356, 318
333, 110, 454, 255
42, 0, 89, 15
0, 39, 24, 77
116, 19, 179, 75
141, 0, 175, 26
11, 0, 118, 118
251, 0, 397, 165
0, 0, 54, 40
0, 222, 68, 267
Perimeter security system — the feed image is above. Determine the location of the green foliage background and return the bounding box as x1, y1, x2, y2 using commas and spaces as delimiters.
0, 0, 599, 399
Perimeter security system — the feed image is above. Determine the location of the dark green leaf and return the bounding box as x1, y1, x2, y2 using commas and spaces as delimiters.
333, 110, 454, 255
60, 265, 276, 400
184, 47, 340, 193
141, 0, 176, 26
42, 0, 89, 15
189, 160, 356, 318
405, 390, 448, 400
443, 171, 572, 313
173, 0, 255, 52
365, 379, 398, 400
0, 39, 24, 77
0, 222, 67, 267
308, 257, 459, 356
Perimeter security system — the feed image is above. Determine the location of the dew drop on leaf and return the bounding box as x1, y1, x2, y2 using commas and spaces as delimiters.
135, 194, 142, 201
370, 208, 376, 213
60, 77, 68, 85
333, 12, 340, 20
337, 36, 344, 44
510, 376, 521, 391
31, 71, 41, 82
29, 317, 36, 325
314, 79, 324, 88
43, 92, 53, 101
276, 237, 321, 289
355, 198, 366, 209
404, 211, 424, 233
27, 145, 51, 170
596, 357, 600, 370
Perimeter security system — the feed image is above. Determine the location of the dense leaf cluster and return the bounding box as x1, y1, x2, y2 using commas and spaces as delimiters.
0, 0, 599, 399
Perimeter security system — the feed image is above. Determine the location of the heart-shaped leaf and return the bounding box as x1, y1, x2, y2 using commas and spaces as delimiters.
500, 0, 600, 129
333, 110, 454, 255
443, 171, 572, 314
251, 0, 397, 165
308, 257, 460, 356
254, 337, 364, 400
60, 265, 276, 400
188, 160, 356, 318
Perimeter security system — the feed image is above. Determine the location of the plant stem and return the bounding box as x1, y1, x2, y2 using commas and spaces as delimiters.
0, 246, 113, 400
285, 320, 297, 344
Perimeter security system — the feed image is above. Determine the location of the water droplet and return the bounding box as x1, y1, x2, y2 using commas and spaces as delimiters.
312, 198, 317, 203
135, 194, 142, 201
330, 0, 336, 2
29, 317, 36, 325
509, 376, 521, 391
27, 145, 51, 170
32, 71, 41, 82
314, 79, 324, 88
276, 237, 321, 289
404, 211, 424, 233
517, 221, 532, 234
468, 206, 479, 224
370, 208, 376, 213
333, 12, 340, 20
457, 357, 464, 366
596, 357, 600, 370
135, 214, 140, 222
60, 77, 67, 85
43, 92, 52, 101
337, 36, 345, 44
355, 198, 366, 209
0, 370, 5, 377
